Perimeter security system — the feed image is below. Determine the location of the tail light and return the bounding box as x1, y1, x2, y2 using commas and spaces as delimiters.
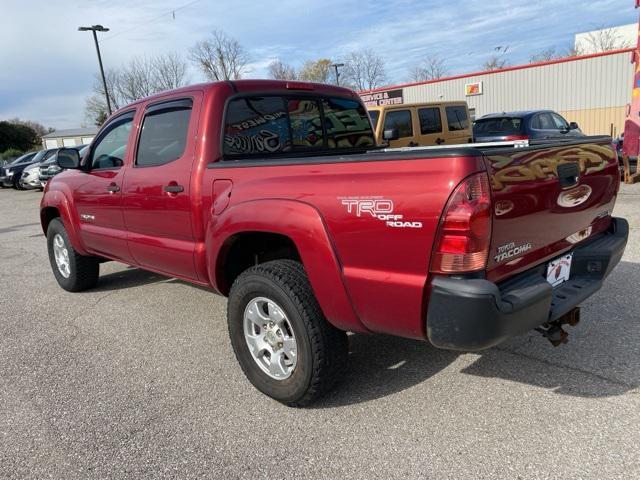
430, 172, 492, 274
504, 135, 529, 141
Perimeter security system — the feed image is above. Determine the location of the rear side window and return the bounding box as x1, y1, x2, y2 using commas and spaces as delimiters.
473, 117, 523, 135
532, 113, 555, 130
223, 95, 374, 158
383, 110, 413, 138
136, 100, 192, 167
445, 106, 469, 131
418, 107, 442, 134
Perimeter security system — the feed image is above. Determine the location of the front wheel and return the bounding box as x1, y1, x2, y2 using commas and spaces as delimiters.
47, 218, 99, 292
227, 260, 348, 407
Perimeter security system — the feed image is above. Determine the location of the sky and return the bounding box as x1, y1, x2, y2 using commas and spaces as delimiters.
0, 0, 636, 129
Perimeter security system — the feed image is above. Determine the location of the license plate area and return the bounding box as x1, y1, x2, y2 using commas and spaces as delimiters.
546, 253, 573, 287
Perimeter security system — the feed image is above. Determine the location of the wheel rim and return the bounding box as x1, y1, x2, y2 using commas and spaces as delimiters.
52, 233, 71, 278
243, 297, 298, 380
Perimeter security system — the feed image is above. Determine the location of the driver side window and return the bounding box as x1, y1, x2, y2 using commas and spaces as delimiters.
89, 113, 134, 170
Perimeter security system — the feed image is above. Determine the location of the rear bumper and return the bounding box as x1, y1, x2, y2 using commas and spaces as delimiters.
426, 217, 628, 351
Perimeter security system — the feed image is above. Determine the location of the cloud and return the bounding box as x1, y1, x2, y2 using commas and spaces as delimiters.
0, 0, 634, 128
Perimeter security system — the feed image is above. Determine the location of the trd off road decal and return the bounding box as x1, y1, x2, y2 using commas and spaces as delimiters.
339, 196, 422, 228
494, 241, 533, 263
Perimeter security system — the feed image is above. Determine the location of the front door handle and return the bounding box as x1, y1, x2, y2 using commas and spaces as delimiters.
107, 183, 120, 193
435, 138, 445, 145
408, 141, 419, 147
163, 184, 184, 194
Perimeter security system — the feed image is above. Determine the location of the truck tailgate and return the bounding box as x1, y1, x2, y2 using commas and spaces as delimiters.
483, 137, 619, 283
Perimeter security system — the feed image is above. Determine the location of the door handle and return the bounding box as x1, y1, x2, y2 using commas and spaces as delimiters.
435, 138, 445, 145
408, 141, 419, 147
163, 184, 184, 194
557, 162, 580, 188
107, 183, 120, 193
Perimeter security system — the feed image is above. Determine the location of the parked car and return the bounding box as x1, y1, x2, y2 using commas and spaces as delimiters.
39, 145, 88, 188
0, 151, 39, 189
19, 162, 43, 189
473, 110, 584, 142
368, 101, 472, 147
41, 80, 627, 406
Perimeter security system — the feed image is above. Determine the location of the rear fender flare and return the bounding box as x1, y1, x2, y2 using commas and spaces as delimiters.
208, 199, 367, 333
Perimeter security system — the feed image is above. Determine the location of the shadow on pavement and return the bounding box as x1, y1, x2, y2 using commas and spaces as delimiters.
316, 260, 640, 407
91, 266, 167, 291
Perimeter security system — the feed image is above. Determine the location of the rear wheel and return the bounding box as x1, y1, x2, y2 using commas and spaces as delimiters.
227, 260, 348, 407
46, 218, 99, 292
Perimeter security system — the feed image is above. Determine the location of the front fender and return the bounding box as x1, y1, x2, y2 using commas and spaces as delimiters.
207, 199, 367, 333
40, 186, 89, 255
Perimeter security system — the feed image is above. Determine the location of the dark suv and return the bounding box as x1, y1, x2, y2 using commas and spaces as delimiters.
473, 110, 584, 142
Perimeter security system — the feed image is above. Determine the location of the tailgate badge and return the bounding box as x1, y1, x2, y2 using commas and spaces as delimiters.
557, 185, 592, 208
495, 242, 532, 263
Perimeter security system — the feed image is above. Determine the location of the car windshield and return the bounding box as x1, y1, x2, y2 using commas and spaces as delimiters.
368, 110, 380, 130
8, 152, 35, 165
473, 117, 524, 135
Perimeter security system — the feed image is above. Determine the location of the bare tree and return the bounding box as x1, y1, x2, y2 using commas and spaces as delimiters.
482, 55, 510, 71
190, 30, 249, 81
341, 49, 386, 91
409, 55, 448, 82
84, 54, 188, 126
152, 52, 189, 91
267, 59, 297, 80
576, 25, 632, 54
298, 59, 333, 83
529, 47, 561, 63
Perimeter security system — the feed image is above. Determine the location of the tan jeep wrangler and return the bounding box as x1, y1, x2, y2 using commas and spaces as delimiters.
368, 101, 473, 147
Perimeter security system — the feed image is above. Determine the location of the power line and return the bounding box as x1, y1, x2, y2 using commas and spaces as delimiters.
100, 0, 202, 42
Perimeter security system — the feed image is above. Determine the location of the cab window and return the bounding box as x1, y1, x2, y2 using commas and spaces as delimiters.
418, 108, 442, 134
445, 106, 469, 131
88, 113, 134, 169
383, 110, 413, 138
223, 95, 374, 158
136, 100, 192, 167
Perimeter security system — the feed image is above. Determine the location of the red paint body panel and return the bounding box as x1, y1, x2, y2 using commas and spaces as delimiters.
40, 80, 621, 342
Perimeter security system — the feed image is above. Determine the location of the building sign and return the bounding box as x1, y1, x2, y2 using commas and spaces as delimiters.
465, 81, 483, 96
360, 89, 404, 107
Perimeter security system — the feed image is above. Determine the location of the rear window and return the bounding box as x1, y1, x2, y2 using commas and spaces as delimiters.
223, 95, 374, 158
445, 106, 469, 131
473, 117, 524, 136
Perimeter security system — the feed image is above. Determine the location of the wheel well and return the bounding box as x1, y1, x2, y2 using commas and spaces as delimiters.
40, 207, 60, 234
218, 232, 301, 295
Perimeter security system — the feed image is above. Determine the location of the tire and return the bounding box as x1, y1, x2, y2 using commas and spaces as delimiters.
46, 218, 99, 292
228, 260, 348, 407
13, 176, 24, 190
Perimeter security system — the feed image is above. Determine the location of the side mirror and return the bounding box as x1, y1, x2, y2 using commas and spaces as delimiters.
383, 128, 399, 141
56, 148, 81, 169
568, 122, 579, 130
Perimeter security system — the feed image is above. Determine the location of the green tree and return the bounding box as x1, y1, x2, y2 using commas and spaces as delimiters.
0, 121, 39, 152
298, 59, 333, 83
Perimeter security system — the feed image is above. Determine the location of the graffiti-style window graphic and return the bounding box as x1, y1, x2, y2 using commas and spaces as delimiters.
322, 98, 375, 149
224, 97, 290, 156
287, 99, 324, 149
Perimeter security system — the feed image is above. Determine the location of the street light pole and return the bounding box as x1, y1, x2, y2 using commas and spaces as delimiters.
78, 25, 112, 115
331, 63, 345, 86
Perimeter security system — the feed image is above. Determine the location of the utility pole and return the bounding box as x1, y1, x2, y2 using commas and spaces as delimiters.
331, 63, 345, 86
78, 25, 112, 115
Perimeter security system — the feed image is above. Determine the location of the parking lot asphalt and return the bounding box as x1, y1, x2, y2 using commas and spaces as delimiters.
1, 185, 639, 479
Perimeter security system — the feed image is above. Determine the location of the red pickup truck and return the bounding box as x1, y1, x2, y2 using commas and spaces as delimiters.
41, 80, 628, 406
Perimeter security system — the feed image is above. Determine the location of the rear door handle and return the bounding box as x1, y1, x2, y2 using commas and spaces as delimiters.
107, 183, 120, 193
163, 184, 184, 193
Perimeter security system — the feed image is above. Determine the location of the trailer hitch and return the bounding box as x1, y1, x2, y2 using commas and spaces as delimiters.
535, 307, 580, 347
